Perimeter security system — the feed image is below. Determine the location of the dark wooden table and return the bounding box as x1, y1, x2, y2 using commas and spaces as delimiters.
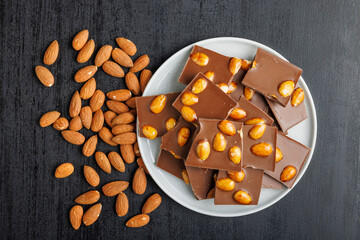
1, 0, 359, 239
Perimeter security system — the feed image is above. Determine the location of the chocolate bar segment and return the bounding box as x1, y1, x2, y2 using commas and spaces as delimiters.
186, 166, 215, 200
262, 174, 283, 189
156, 150, 185, 180
242, 48, 303, 106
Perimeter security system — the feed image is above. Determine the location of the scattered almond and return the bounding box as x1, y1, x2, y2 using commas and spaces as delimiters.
120, 144, 135, 164
72, 29, 89, 51
126, 214, 150, 228
69, 205, 83, 230
134, 143, 141, 157
39, 111, 60, 127
69, 91, 81, 117
80, 77, 96, 99
125, 72, 141, 95
112, 48, 133, 67
82, 135, 98, 157
80, 106, 93, 129
53, 117, 69, 131
102, 60, 125, 78
74, 65, 97, 83
112, 112, 135, 125
98, 127, 117, 146
83, 203, 102, 226
125, 97, 137, 109
103, 111, 116, 128
61, 130, 85, 145
35, 66, 54, 87
69, 116, 82, 131
83, 166, 100, 187
77, 39, 95, 63
112, 132, 137, 145
116, 37, 137, 56
136, 158, 148, 174
75, 190, 100, 205
142, 193, 162, 214
130, 54, 150, 73
140, 69, 152, 93
112, 124, 135, 135
95, 151, 112, 173
55, 163, 74, 178
108, 151, 125, 173
94, 45, 113, 67
102, 181, 129, 197
132, 167, 147, 195
43, 40, 59, 65
106, 89, 132, 102
89, 90, 105, 112
116, 192, 129, 217
91, 109, 104, 132
106, 100, 129, 114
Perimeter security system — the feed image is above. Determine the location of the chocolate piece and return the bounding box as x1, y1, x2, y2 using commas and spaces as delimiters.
242, 48, 303, 106
262, 174, 283, 189
266, 97, 307, 133
243, 125, 277, 171
186, 166, 215, 200
161, 117, 197, 160
265, 132, 310, 188
156, 150, 185, 180
215, 168, 264, 205
136, 92, 181, 138
173, 73, 237, 121
178, 45, 233, 85
185, 119, 243, 172
229, 96, 274, 125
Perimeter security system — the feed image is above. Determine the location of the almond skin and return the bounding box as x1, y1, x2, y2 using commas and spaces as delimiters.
120, 144, 135, 164
69, 91, 81, 117
98, 127, 117, 146
72, 29, 89, 51
80, 106, 93, 129
137, 158, 149, 174
108, 151, 125, 173
74, 65, 98, 83
55, 163, 74, 178
112, 132, 137, 145
80, 77, 96, 99
106, 89, 132, 102
106, 101, 129, 114
116, 37, 137, 56
142, 193, 162, 214
132, 167, 147, 195
112, 124, 135, 135
77, 39, 95, 63
95, 151, 112, 173
112, 48, 133, 67
125, 72, 141, 95
102, 181, 129, 197
39, 111, 60, 127
104, 111, 117, 128
69, 116, 83, 131
140, 69, 152, 93
82, 135, 98, 157
130, 55, 150, 73
116, 192, 129, 217
69, 205, 83, 230
83, 203, 102, 226
134, 142, 141, 157
91, 109, 104, 132
53, 117, 69, 131
94, 45, 113, 67
75, 190, 100, 205
102, 61, 125, 78
61, 130, 85, 145
112, 112, 135, 125
43, 40, 59, 65
125, 97, 137, 109
83, 166, 100, 187
89, 90, 105, 112
35, 66, 54, 87
126, 214, 150, 228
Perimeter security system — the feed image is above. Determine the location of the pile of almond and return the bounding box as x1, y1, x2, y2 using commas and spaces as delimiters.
36, 29, 161, 229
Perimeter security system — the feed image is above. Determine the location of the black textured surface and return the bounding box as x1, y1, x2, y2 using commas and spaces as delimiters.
0, 0, 359, 239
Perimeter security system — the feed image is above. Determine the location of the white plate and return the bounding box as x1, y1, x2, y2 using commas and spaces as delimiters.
137, 37, 317, 217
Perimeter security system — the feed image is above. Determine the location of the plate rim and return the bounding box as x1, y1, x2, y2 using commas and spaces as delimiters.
139, 37, 318, 217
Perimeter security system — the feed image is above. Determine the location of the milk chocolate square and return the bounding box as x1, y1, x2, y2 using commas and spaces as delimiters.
262, 174, 283, 189
242, 48, 303, 106
214, 168, 264, 205
265, 132, 310, 188
173, 73, 237, 122
243, 125, 277, 171
156, 150, 185, 180
178, 45, 233, 85
186, 166, 215, 200
185, 119, 243, 172
136, 92, 181, 138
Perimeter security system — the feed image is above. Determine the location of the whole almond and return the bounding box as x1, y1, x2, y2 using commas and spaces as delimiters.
129, 109, 137, 116
134, 143, 141, 157
140, 69, 152, 93
35, 66, 54, 87
112, 48, 133, 67
102, 181, 129, 197
72, 29, 89, 51
137, 158, 149, 174
120, 144, 135, 164
126, 214, 150, 228
74, 65, 98, 83
142, 193, 162, 214
116, 192, 129, 217
106, 89, 132, 102
112, 124, 135, 135
89, 90, 105, 112
102, 61, 125, 78
75, 190, 100, 205
130, 55, 150, 73
80, 106, 93, 129
53, 117, 69, 131
69, 205, 83, 230
98, 127, 117, 146
61, 130, 85, 145
83, 203, 102, 226
80, 77, 96, 99
104, 111, 117, 128
116, 37, 137, 56
69, 116, 83, 131
125, 72, 141, 95
125, 97, 137, 109
108, 151, 125, 173
39, 111, 60, 127
83, 166, 100, 187
132, 167, 147, 195
91, 109, 104, 132
43, 40, 59, 65
95, 151, 112, 173
55, 163, 74, 178
112, 112, 135, 125
77, 39, 95, 63
69, 91, 81, 117
95, 45, 113, 67
112, 132, 137, 145
106, 100, 129, 114
82, 135, 98, 157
